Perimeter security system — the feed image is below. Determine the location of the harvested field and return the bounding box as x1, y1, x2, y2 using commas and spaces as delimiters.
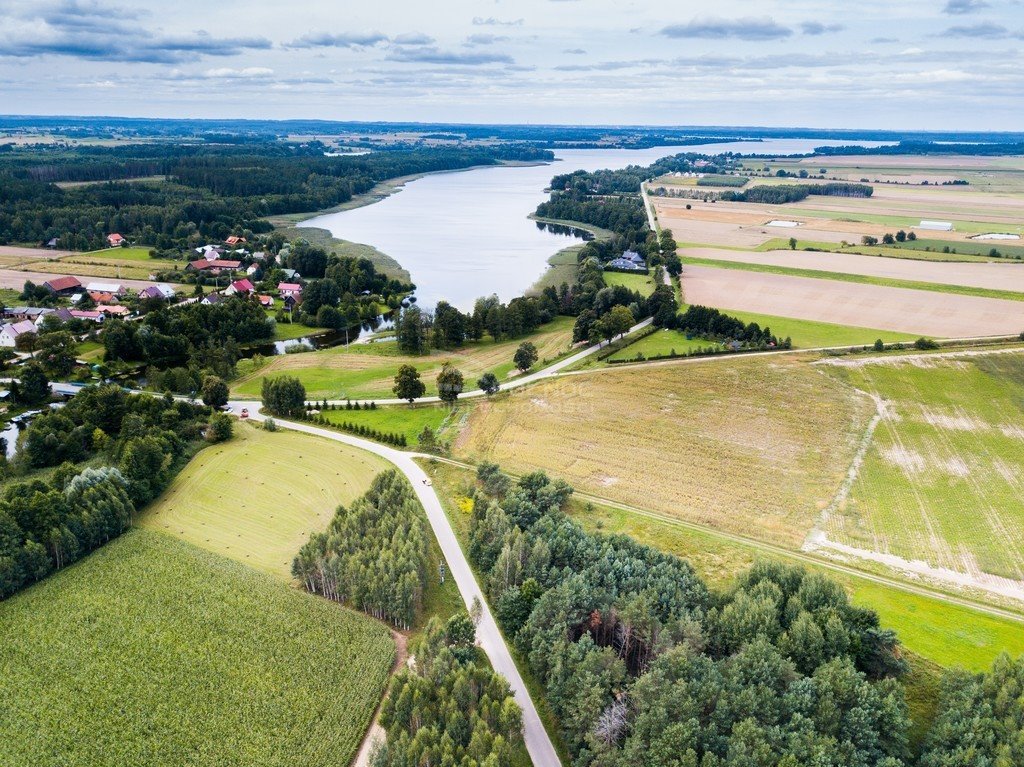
816, 352, 1024, 584
685, 247, 1024, 293
140, 422, 389, 578
455, 357, 870, 547
681, 264, 1024, 338
0, 245, 74, 260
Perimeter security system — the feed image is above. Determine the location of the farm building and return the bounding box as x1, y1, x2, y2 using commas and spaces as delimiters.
70, 310, 103, 323
43, 276, 82, 296
86, 281, 126, 296
0, 320, 37, 347
187, 259, 241, 273
917, 220, 954, 232
4, 307, 53, 322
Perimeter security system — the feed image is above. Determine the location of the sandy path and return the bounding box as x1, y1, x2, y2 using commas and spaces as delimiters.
681, 264, 1024, 337
0, 246, 77, 260
685, 247, 1024, 292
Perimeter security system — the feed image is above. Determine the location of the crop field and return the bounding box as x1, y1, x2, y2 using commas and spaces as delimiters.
232, 316, 577, 400
455, 356, 870, 547
603, 270, 657, 295
0, 529, 394, 767
139, 422, 389, 577
818, 351, 1024, 583
681, 264, 1024, 338
14, 257, 181, 281
684, 247, 1024, 294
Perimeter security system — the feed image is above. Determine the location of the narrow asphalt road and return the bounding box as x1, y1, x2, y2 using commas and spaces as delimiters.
314, 316, 652, 406
227, 403, 562, 767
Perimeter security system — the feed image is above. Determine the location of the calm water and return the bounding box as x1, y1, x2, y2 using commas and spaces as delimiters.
301, 139, 889, 309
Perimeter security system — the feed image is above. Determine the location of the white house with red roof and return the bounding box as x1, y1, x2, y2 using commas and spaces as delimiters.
106, 233, 125, 247
277, 282, 302, 299
225, 278, 255, 296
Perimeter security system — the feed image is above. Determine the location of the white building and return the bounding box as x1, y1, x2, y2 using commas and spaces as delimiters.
0, 320, 37, 348
917, 220, 954, 232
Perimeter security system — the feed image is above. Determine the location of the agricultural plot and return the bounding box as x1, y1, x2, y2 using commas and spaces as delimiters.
139, 422, 389, 577
455, 356, 871, 547
817, 351, 1024, 584
681, 264, 1024, 338
232, 316, 576, 400
684, 247, 1024, 294
320, 403, 457, 446
0, 529, 394, 767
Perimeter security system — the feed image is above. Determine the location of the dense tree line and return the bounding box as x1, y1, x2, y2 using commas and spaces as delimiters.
918, 652, 1024, 766
720, 182, 873, 204
0, 466, 135, 599
676, 305, 787, 348
292, 470, 428, 629
372, 613, 524, 767
0, 143, 552, 249
466, 464, 910, 766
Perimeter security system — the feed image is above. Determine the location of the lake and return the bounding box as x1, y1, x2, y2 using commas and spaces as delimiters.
300, 139, 889, 309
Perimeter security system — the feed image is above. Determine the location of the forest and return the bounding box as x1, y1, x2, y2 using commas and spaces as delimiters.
0, 143, 552, 249
0, 385, 214, 599
720, 182, 873, 204
292, 470, 429, 630
373, 614, 525, 767
463, 463, 1023, 766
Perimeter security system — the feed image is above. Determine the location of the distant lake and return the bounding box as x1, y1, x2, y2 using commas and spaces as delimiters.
301, 139, 890, 309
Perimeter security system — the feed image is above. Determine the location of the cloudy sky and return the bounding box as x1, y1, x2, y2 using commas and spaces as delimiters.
0, 0, 1021, 130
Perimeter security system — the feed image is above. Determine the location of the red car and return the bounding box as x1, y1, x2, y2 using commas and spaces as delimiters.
240, 408, 249, 419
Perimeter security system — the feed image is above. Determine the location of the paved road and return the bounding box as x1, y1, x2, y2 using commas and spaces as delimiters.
0, 268, 172, 292
319, 317, 652, 406
227, 403, 562, 767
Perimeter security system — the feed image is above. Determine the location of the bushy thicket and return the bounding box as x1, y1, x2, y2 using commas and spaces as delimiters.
721, 182, 873, 204
467, 464, 910, 766
292, 470, 428, 629
372, 614, 524, 767
677, 304, 788, 348
0, 466, 134, 599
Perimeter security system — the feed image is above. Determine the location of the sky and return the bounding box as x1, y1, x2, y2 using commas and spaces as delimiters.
0, 0, 1021, 130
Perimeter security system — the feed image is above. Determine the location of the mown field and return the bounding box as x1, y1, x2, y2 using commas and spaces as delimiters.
0, 529, 395, 767
320, 403, 459, 445
603, 270, 657, 296
819, 350, 1024, 582
232, 316, 577, 400
455, 356, 871, 547
139, 422, 389, 577
16, 246, 185, 281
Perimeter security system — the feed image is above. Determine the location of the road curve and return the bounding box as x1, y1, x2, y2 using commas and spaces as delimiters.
227, 403, 562, 767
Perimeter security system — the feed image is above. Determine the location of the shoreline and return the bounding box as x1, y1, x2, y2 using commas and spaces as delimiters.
270, 160, 554, 283
526, 216, 616, 295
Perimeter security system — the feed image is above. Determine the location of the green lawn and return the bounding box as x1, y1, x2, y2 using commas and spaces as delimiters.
756, 237, 1023, 262
81, 246, 158, 261
75, 339, 105, 361
822, 351, 1024, 582
139, 422, 390, 577
268, 316, 329, 342
231, 316, 577, 401
718, 308, 917, 348
604, 270, 657, 296
320, 403, 457, 445
0, 529, 395, 767
607, 328, 720, 360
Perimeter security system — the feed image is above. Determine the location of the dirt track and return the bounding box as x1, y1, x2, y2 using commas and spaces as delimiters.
681, 264, 1024, 337
685, 247, 1024, 292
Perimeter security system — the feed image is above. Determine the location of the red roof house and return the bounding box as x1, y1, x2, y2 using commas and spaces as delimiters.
43, 276, 82, 295
107, 233, 125, 247
277, 282, 302, 297
225, 279, 255, 296
186, 259, 241, 273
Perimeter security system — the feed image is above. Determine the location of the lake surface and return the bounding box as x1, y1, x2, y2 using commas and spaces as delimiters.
301, 139, 889, 309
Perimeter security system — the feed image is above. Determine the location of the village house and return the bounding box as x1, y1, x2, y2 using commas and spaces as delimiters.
225, 235, 246, 246
139, 284, 176, 300
606, 257, 646, 272
201, 293, 226, 306
277, 282, 303, 299
106, 233, 125, 247
4, 306, 53, 322
258, 295, 274, 307
225, 278, 255, 297
42, 276, 82, 296
0, 320, 37, 347
97, 305, 130, 317
70, 309, 104, 323
88, 291, 116, 305
196, 244, 224, 260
